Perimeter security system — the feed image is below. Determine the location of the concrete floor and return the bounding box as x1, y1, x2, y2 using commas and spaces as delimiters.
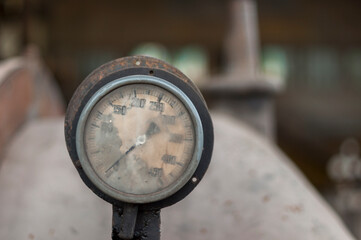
0, 113, 355, 239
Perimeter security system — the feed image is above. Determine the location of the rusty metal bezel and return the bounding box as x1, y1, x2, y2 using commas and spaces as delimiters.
64, 56, 213, 209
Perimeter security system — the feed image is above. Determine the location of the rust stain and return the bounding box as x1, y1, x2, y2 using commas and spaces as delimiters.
28, 233, 35, 240
200, 228, 208, 234
224, 199, 233, 206
262, 195, 270, 203
286, 204, 303, 213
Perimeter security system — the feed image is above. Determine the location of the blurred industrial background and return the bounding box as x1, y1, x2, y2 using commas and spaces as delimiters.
1, 0, 361, 238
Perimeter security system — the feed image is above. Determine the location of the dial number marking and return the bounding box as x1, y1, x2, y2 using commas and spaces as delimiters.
162, 154, 177, 165
149, 168, 163, 177
149, 101, 164, 112
131, 98, 146, 108
169, 133, 183, 143
113, 105, 127, 115
161, 115, 176, 125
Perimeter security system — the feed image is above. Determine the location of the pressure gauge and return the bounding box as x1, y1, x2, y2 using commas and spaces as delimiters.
65, 56, 213, 209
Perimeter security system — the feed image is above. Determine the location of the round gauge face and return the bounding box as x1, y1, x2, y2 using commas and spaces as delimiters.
80, 82, 199, 203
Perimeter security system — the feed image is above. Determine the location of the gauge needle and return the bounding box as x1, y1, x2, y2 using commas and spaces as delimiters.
105, 144, 136, 173
105, 122, 160, 173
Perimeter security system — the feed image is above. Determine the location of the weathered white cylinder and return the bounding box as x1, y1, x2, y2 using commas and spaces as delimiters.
162, 113, 355, 240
